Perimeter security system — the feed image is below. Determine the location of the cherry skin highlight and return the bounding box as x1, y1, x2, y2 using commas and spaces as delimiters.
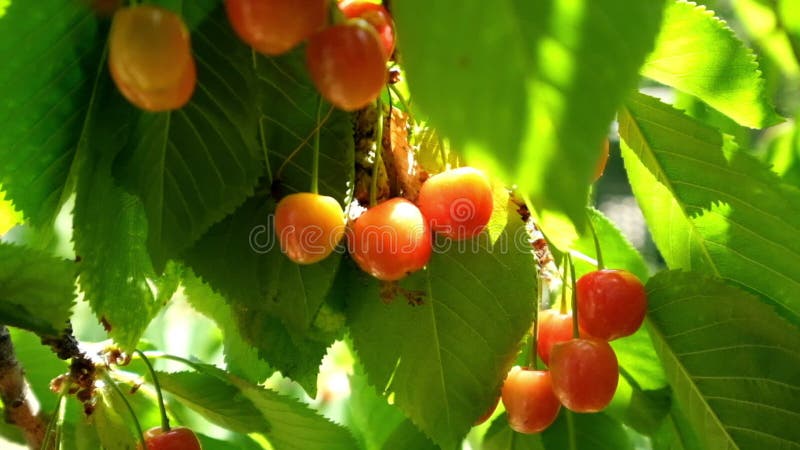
109, 5, 195, 111
274, 193, 345, 265
536, 309, 575, 366
339, 0, 396, 57
416, 167, 494, 240
306, 20, 388, 111
576, 269, 647, 340
348, 198, 431, 281
501, 366, 561, 434
225, 0, 326, 55
138, 427, 202, 450
549, 338, 618, 413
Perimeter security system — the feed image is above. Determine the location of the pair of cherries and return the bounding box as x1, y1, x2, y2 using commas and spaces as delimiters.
274, 167, 493, 280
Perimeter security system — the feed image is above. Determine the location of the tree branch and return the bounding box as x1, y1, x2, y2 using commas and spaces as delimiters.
0, 326, 46, 449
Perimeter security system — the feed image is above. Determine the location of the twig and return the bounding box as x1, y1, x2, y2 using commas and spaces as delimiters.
0, 326, 47, 449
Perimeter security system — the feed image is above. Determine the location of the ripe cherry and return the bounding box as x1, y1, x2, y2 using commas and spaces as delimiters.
306, 20, 388, 111
593, 138, 610, 181
536, 309, 574, 366
549, 338, 618, 413
416, 167, 493, 240
576, 269, 647, 340
500, 366, 561, 434
109, 5, 196, 111
339, 0, 396, 57
348, 198, 431, 281
474, 396, 500, 426
225, 0, 326, 55
138, 426, 202, 450
274, 193, 345, 264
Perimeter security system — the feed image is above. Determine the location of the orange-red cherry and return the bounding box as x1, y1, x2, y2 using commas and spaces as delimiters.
348, 198, 431, 281
306, 20, 388, 111
138, 427, 202, 450
576, 269, 647, 340
109, 5, 196, 111
536, 309, 574, 366
593, 138, 610, 181
501, 366, 561, 434
274, 193, 345, 264
339, 0, 396, 57
225, 0, 326, 55
416, 167, 493, 240
549, 338, 618, 413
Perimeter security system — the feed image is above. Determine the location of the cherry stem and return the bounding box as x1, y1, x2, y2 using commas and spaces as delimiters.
369, 98, 385, 207
559, 256, 568, 315
568, 253, 579, 339
586, 209, 604, 270
388, 83, 412, 115
41, 387, 66, 450
135, 349, 170, 432
529, 269, 542, 370
310, 96, 323, 195
103, 371, 147, 449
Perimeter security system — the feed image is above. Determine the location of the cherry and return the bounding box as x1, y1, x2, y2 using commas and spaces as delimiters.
576, 269, 647, 340
500, 366, 561, 434
274, 193, 345, 264
416, 167, 494, 240
474, 396, 500, 426
109, 5, 196, 112
593, 138, 610, 181
225, 0, 326, 55
138, 426, 201, 450
536, 309, 574, 366
549, 338, 618, 413
306, 20, 388, 111
348, 198, 431, 281
339, 0, 396, 57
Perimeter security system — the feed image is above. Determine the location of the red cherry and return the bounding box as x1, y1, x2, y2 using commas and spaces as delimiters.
536, 309, 574, 366
108, 6, 196, 111
474, 396, 500, 426
576, 269, 647, 340
339, 0, 396, 57
348, 198, 431, 281
549, 338, 618, 413
416, 167, 493, 240
225, 0, 326, 55
138, 427, 202, 450
593, 138, 610, 181
274, 193, 345, 264
500, 366, 561, 434
306, 20, 388, 111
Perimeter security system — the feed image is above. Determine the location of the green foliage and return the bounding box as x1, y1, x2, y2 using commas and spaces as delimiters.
646, 271, 800, 449
393, 0, 664, 226
620, 92, 800, 326
0, 243, 74, 335
642, 0, 781, 128
483, 411, 632, 450
347, 205, 536, 448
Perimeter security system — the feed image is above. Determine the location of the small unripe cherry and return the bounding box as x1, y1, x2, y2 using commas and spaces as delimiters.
501, 366, 561, 434
306, 20, 388, 111
536, 309, 574, 366
138, 426, 202, 450
576, 269, 647, 340
225, 0, 326, 55
549, 338, 618, 413
416, 167, 494, 240
274, 193, 345, 264
348, 198, 431, 281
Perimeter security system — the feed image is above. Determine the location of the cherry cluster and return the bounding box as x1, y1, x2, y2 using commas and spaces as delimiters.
485, 262, 648, 433
276, 167, 494, 280
106, 0, 395, 112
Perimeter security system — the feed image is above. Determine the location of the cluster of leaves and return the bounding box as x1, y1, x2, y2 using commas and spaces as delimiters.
0, 0, 799, 449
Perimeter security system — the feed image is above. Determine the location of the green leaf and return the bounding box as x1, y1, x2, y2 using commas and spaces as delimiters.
0, 0, 104, 226
156, 370, 271, 434
0, 243, 74, 336
382, 419, 441, 450
112, 5, 262, 273
642, 1, 781, 128
93, 384, 137, 450
483, 411, 633, 450
347, 204, 536, 448
652, 401, 705, 450
619, 92, 800, 326
646, 271, 800, 449
393, 0, 664, 225
344, 356, 405, 450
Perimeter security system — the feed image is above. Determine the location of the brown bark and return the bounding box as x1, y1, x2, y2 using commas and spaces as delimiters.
0, 326, 46, 449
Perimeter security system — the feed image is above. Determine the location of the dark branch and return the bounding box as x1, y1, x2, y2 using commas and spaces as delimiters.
0, 326, 47, 449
